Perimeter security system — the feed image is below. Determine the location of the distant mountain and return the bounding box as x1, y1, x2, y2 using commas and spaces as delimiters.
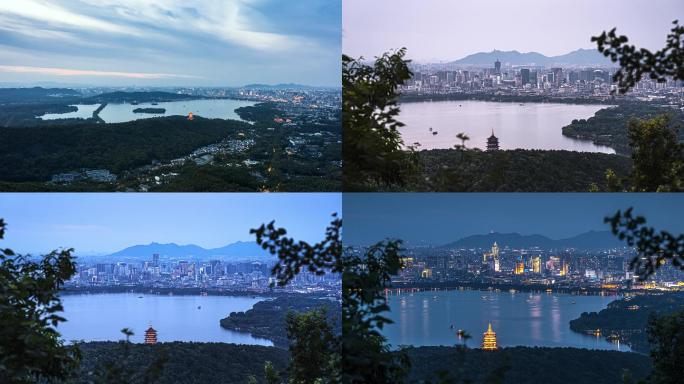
88, 91, 194, 103
450, 49, 613, 67
441, 230, 623, 250
242, 83, 319, 90
106, 241, 273, 261
0, 86, 81, 103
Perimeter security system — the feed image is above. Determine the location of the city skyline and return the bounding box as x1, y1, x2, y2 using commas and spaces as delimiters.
0, 0, 341, 86
343, 0, 682, 62
0, 193, 341, 255
344, 193, 684, 246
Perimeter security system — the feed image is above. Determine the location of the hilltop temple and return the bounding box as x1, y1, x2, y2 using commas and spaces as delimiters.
486, 130, 500, 151
482, 323, 498, 350
144, 326, 158, 345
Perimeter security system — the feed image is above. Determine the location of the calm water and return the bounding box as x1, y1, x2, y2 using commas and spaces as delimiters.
39, 99, 255, 123
399, 100, 615, 153
98, 99, 255, 123
57, 293, 272, 345
39, 104, 101, 120
385, 290, 629, 351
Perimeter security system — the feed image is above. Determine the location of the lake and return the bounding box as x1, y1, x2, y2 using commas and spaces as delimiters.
39, 99, 255, 123
384, 289, 629, 351
398, 100, 615, 153
57, 293, 272, 346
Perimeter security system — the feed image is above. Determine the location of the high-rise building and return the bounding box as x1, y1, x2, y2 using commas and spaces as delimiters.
532, 256, 542, 274
482, 323, 498, 350
520, 68, 530, 85
483, 242, 501, 271
152, 254, 160, 267
144, 326, 158, 344
514, 262, 525, 275
494, 59, 501, 74
486, 130, 500, 152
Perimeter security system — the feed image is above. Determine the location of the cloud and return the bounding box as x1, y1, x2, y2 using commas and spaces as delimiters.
0, 65, 200, 79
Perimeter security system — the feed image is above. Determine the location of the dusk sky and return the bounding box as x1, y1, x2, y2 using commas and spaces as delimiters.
0, 193, 340, 255
344, 194, 684, 246
0, 0, 340, 86
343, 0, 683, 62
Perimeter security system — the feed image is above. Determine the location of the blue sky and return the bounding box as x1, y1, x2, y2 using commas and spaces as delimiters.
344, 193, 684, 246
0, 193, 341, 255
344, 0, 683, 62
0, 0, 341, 86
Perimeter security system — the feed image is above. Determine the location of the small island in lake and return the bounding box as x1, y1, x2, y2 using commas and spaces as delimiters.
133, 107, 166, 114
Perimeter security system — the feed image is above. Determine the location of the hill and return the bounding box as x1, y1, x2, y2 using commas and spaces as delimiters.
450, 48, 613, 67
404, 346, 651, 384
0, 86, 80, 103
441, 230, 623, 250
88, 91, 195, 103
75, 341, 289, 384
107, 241, 273, 261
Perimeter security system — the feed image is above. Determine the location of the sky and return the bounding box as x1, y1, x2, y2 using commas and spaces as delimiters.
0, 0, 341, 86
0, 193, 341, 255
343, 0, 683, 62
344, 193, 684, 246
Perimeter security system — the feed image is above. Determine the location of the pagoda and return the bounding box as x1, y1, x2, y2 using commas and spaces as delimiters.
486, 130, 500, 151
481, 323, 498, 350
144, 326, 158, 345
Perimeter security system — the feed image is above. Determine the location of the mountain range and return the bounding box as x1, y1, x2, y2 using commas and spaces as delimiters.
104, 241, 274, 261
439, 230, 624, 250
449, 48, 614, 67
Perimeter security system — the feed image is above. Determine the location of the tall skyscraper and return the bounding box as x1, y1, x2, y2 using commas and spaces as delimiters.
520, 68, 530, 85
494, 59, 501, 74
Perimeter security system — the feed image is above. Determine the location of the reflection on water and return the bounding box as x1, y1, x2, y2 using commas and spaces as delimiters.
98, 99, 256, 123
58, 293, 272, 345
399, 100, 615, 153
384, 290, 628, 351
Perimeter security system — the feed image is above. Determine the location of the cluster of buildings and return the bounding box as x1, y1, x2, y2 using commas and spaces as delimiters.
400, 60, 683, 104
381, 242, 684, 291
65, 253, 341, 295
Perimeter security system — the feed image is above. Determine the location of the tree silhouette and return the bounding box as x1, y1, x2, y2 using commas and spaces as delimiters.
0, 218, 81, 383
593, 20, 684, 94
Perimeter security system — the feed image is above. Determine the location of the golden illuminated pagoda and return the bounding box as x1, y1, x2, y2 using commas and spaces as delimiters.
144, 326, 158, 345
482, 323, 498, 350
187, 112, 194, 121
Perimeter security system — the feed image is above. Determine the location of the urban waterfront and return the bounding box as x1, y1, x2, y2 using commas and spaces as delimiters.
398, 100, 614, 153
384, 289, 629, 351
57, 293, 273, 346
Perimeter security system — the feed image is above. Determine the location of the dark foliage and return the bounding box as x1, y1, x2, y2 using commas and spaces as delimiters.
606, 208, 684, 280
252, 214, 342, 287
220, 296, 342, 348
648, 311, 684, 384
404, 346, 652, 384
0, 219, 80, 383
627, 115, 684, 191
562, 103, 684, 155
408, 148, 632, 192
343, 49, 418, 190
0, 116, 249, 182
593, 20, 684, 93
286, 308, 340, 383
569, 293, 684, 354
72, 342, 289, 384
342, 241, 410, 383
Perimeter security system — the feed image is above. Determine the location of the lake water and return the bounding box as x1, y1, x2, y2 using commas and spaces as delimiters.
57, 293, 272, 346
398, 100, 615, 153
98, 99, 255, 123
384, 290, 629, 351
39, 104, 101, 120
39, 99, 255, 123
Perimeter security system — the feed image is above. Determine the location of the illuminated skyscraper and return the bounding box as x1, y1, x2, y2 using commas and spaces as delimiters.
482, 323, 498, 350
483, 242, 500, 272
514, 262, 525, 275
532, 256, 542, 274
